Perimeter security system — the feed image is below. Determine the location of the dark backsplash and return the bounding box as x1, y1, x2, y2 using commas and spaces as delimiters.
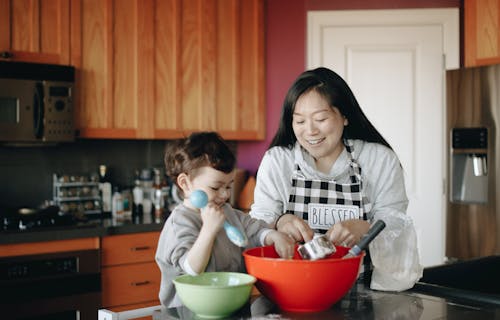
1, 139, 169, 208
0, 138, 238, 208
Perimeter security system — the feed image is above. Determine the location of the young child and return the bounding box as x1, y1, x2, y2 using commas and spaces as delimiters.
155, 131, 295, 308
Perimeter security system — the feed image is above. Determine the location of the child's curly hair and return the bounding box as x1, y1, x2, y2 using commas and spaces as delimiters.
164, 132, 236, 190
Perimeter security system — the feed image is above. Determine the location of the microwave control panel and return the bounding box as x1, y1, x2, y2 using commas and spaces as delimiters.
42, 80, 74, 141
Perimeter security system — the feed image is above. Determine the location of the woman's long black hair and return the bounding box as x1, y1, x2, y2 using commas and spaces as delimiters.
269, 67, 392, 150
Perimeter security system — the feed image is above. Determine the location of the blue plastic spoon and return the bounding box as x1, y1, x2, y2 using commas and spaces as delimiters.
190, 190, 248, 247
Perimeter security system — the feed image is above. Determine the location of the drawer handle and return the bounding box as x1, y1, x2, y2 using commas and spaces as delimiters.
131, 280, 150, 286
130, 246, 150, 251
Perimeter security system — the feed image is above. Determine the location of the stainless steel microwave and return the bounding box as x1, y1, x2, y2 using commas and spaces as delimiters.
0, 61, 75, 144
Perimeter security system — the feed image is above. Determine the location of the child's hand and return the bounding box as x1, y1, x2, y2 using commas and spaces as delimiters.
200, 203, 225, 235
265, 230, 296, 259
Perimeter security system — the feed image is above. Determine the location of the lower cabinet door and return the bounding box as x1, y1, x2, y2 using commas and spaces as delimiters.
102, 262, 160, 308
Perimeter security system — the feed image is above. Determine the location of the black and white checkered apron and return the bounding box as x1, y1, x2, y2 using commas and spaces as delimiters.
285, 140, 373, 278
286, 140, 372, 227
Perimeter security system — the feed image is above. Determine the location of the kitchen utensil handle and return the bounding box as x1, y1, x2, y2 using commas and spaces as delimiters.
345, 220, 386, 258
358, 220, 385, 250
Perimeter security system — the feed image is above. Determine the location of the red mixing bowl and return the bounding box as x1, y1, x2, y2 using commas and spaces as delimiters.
243, 244, 364, 312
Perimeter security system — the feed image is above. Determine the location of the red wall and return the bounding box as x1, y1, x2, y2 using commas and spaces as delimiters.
236, 0, 461, 175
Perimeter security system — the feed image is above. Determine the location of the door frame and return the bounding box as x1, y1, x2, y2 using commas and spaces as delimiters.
307, 9, 459, 70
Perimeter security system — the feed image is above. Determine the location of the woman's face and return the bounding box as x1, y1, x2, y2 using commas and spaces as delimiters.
184, 166, 235, 208
292, 90, 347, 169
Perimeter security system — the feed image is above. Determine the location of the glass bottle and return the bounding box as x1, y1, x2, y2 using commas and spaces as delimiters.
132, 173, 144, 223
111, 186, 124, 220
98, 165, 112, 214
152, 168, 165, 223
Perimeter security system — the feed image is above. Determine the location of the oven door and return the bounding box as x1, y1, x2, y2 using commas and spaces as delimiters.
0, 78, 40, 142
0, 249, 101, 320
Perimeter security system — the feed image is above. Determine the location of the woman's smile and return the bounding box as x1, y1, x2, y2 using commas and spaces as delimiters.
306, 137, 325, 145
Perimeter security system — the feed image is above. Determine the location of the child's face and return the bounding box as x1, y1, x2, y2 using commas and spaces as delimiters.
185, 166, 235, 208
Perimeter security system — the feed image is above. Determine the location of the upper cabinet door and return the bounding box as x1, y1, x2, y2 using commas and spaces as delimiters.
72, 0, 265, 140
72, 0, 157, 139
464, 0, 500, 67
155, 0, 266, 140
0, 0, 71, 64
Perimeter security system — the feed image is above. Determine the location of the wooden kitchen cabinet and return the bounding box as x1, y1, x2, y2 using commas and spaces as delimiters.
0, 0, 71, 64
71, 0, 265, 140
464, 0, 500, 67
0, 237, 99, 257
100, 231, 161, 310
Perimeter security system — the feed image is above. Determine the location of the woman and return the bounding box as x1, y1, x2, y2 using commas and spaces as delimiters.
249, 67, 422, 291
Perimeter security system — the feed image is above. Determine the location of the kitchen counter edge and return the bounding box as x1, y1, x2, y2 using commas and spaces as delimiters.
0, 221, 164, 245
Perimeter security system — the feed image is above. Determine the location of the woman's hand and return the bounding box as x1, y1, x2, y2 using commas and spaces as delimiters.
265, 230, 296, 259
275, 214, 314, 243
326, 219, 370, 247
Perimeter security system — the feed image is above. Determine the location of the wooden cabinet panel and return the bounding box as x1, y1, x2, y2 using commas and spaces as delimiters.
73, 0, 117, 137
0, 0, 70, 64
101, 231, 160, 266
464, 0, 500, 67
177, 0, 265, 139
72, 0, 265, 140
0, 237, 99, 258
214, 0, 265, 140
153, 0, 182, 136
101, 261, 161, 308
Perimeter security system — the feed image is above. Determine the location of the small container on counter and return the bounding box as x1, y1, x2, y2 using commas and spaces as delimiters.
98, 165, 112, 213
111, 187, 124, 220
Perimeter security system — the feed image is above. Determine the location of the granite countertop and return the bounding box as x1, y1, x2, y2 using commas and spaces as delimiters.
156, 281, 500, 319
0, 216, 165, 245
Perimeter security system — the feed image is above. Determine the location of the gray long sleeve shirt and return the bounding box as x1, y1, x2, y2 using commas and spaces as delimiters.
155, 203, 271, 307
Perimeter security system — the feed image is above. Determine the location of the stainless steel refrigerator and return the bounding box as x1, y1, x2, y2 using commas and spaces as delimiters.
446, 64, 500, 261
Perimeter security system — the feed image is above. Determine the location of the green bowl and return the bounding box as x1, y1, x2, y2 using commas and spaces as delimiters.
173, 272, 256, 319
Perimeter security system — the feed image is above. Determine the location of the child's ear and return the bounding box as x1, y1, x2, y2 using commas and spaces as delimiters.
177, 173, 191, 194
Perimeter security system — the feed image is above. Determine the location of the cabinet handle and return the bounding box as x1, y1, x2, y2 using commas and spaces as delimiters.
130, 280, 150, 286
0, 51, 13, 59
130, 246, 150, 251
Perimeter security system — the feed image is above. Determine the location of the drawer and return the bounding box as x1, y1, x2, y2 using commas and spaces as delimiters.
0, 237, 99, 258
102, 261, 161, 307
101, 232, 160, 266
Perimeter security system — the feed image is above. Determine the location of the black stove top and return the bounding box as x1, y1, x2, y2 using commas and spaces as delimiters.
0, 205, 94, 231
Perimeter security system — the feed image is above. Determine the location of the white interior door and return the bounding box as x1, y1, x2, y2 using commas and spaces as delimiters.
308, 9, 459, 267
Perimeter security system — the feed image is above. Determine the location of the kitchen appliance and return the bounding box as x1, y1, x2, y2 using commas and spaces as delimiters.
0, 204, 98, 231
0, 249, 101, 320
446, 64, 500, 260
0, 60, 75, 144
